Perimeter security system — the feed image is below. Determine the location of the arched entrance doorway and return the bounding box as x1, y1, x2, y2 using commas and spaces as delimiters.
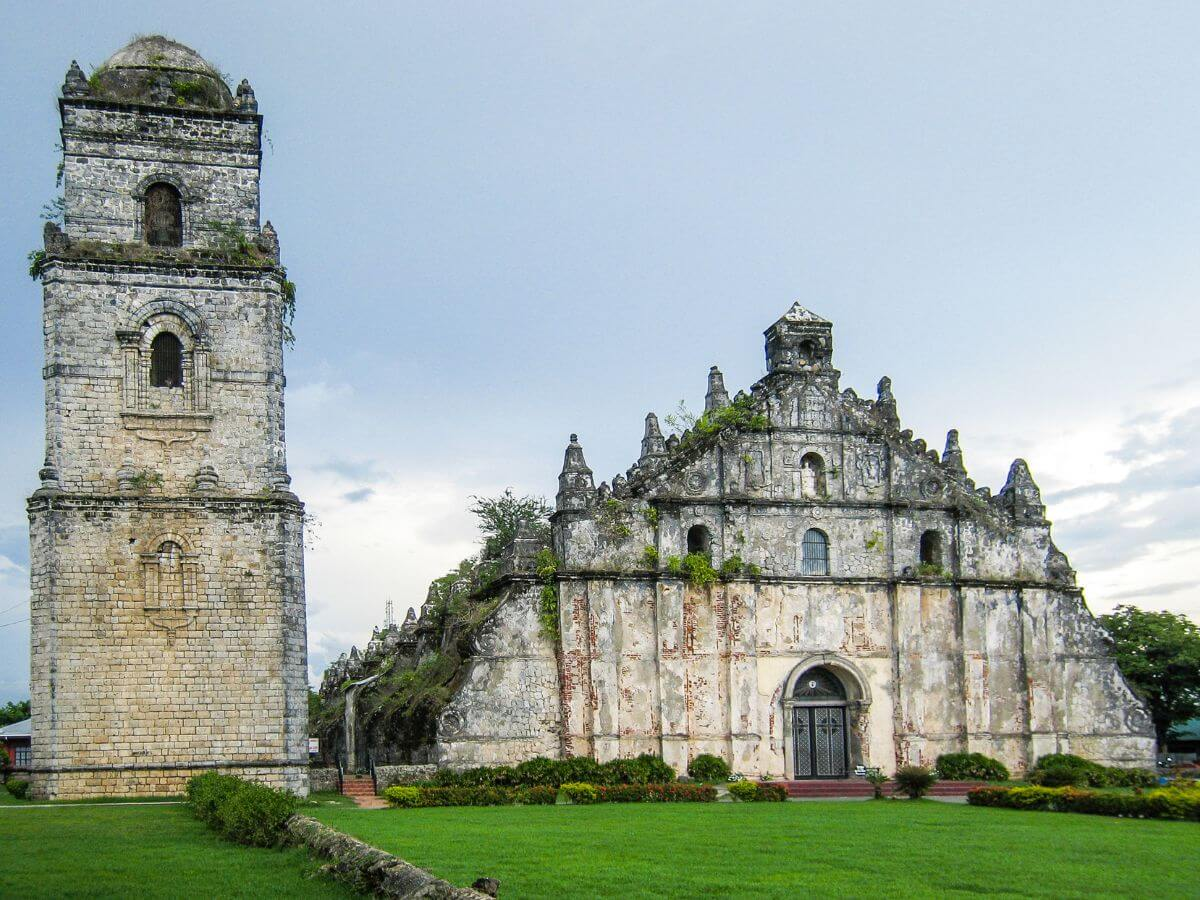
787, 666, 849, 779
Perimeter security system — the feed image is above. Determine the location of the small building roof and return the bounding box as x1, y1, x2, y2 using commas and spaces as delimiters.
0, 718, 31, 739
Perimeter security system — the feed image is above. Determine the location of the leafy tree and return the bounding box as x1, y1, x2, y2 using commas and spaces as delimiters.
1098, 605, 1200, 745
0, 701, 30, 727
307, 690, 322, 734
469, 489, 551, 560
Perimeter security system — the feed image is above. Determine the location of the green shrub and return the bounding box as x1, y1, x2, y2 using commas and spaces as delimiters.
560, 782, 599, 804
593, 783, 716, 803
1026, 754, 1153, 789
677, 553, 718, 588
186, 773, 298, 847
968, 783, 1200, 821
433, 755, 677, 789
688, 754, 731, 783
728, 781, 785, 802
415, 786, 513, 807
935, 752, 1010, 782
556, 756, 605, 785
1029, 764, 1089, 788
865, 769, 888, 800
216, 780, 299, 847
893, 765, 937, 799
513, 786, 558, 805
383, 786, 422, 807
514, 756, 560, 786
5, 779, 30, 800
186, 772, 241, 825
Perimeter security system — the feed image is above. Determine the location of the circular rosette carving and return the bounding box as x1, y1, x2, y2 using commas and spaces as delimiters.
438, 708, 465, 738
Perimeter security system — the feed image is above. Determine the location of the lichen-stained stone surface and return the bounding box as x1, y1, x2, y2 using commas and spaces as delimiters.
27, 37, 307, 800
427, 302, 1154, 776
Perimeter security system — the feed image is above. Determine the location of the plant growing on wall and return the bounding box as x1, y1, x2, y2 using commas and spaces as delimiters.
535, 548, 560, 638
597, 498, 632, 540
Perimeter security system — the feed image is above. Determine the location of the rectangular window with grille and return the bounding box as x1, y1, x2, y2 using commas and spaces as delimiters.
14, 746, 31, 767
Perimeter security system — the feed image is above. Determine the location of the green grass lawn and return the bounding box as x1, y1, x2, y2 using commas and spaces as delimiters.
311, 800, 1199, 899
0, 802, 354, 898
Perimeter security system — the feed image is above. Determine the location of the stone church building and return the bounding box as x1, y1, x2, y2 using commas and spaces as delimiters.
329, 304, 1155, 779
26, 37, 308, 799
26, 36, 1154, 798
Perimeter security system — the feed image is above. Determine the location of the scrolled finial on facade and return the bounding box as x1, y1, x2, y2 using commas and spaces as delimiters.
257, 220, 280, 260
235, 78, 258, 112
942, 429, 966, 476
38, 457, 61, 492
63, 60, 89, 98
556, 433, 595, 511
874, 376, 899, 429
639, 412, 667, 466
705, 366, 730, 412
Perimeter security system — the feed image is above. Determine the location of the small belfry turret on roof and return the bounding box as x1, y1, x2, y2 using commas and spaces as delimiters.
764, 302, 834, 374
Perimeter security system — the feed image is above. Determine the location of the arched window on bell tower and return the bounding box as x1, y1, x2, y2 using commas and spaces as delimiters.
149, 332, 184, 388
144, 182, 182, 247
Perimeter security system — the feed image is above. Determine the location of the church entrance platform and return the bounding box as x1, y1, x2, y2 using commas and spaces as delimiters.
761, 779, 986, 799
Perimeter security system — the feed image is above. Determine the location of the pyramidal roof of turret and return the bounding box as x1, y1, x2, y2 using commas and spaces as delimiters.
774, 301, 830, 325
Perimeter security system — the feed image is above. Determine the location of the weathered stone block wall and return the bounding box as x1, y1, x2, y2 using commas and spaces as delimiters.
309, 768, 340, 793
40, 261, 287, 494
28, 497, 308, 799
435, 583, 561, 767
374, 764, 438, 788
61, 103, 261, 245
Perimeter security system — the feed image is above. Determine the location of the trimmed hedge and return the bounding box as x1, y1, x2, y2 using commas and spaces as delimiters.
967, 784, 1200, 821
430, 754, 677, 789
728, 781, 787, 802
687, 754, 731, 784
4, 779, 30, 800
186, 772, 299, 847
935, 752, 1009, 782
1028, 754, 1155, 789
590, 783, 716, 803
383, 782, 715, 808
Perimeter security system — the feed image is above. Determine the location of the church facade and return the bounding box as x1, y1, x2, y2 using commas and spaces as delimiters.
27, 37, 308, 799
409, 303, 1155, 778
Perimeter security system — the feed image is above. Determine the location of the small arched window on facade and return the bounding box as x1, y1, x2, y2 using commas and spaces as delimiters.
150, 332, 184, 388
801, 528, 829, 575
144, 182, 183, 247
687, 524, 712, 557
799, 452, 827, 498
919, 530, 943, 569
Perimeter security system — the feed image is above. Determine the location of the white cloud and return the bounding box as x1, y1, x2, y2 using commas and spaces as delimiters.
298, 460, 488, 686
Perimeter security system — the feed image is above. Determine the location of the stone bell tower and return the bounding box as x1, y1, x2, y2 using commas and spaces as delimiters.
27, 36, 308, 799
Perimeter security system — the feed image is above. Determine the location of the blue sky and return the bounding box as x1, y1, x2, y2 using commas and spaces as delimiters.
2, 2, 1198, 701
